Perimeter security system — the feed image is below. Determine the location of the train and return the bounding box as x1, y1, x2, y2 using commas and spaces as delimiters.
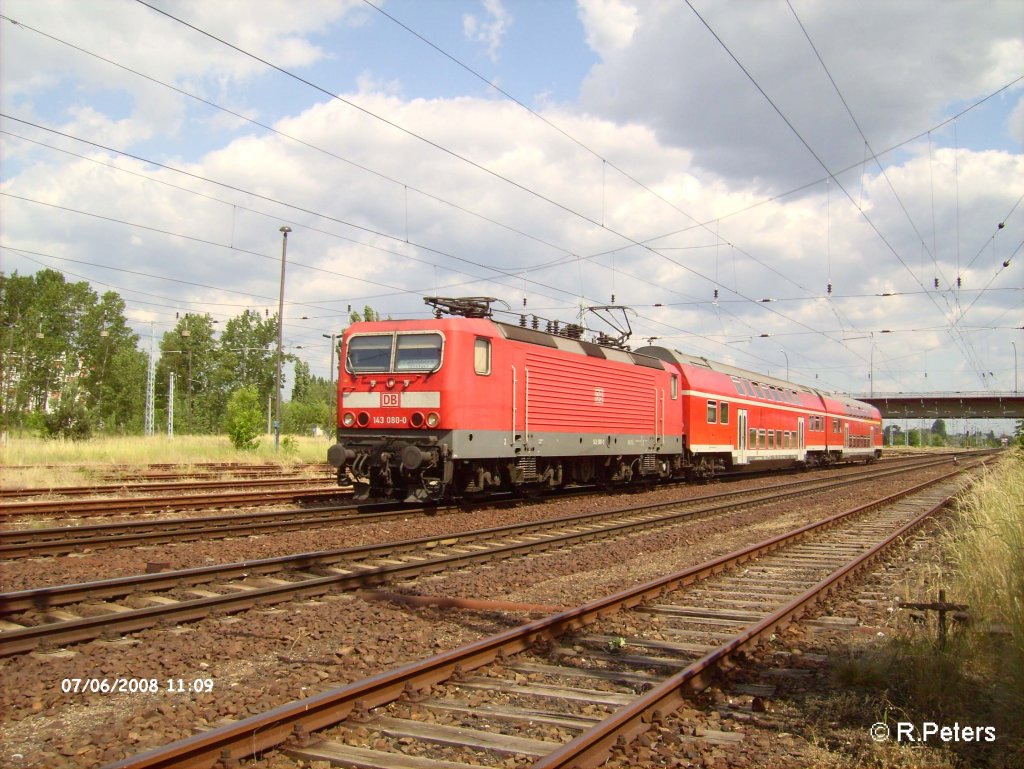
326, 298, 883, 502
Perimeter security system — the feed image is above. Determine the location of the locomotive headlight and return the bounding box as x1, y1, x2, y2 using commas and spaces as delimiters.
410, 412, 424, 428
357, 411, 370, 427
342, 412, 355, 427
426, 412, 440, 428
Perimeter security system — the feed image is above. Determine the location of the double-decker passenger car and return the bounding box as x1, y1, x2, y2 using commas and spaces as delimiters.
327, 305, 882, 501
635, 347, 883, 474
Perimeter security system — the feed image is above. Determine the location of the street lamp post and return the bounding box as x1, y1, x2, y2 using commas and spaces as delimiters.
274, 226, 291, 451
779, 349, 789, 380
1013, 341, 1018, 393
323, 332, 338, 438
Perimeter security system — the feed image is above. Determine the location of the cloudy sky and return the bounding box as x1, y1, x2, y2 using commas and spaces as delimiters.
1, 0, 1022, 413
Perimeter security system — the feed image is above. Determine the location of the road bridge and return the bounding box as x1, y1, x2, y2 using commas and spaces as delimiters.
854, 392, 1024, 419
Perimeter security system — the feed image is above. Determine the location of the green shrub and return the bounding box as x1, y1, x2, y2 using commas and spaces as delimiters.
224, 386, 263, 451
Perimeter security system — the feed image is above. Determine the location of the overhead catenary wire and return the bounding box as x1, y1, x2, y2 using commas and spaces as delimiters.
683, 0, 1002, 389
4, 4, 1019, 391
6, 6, 1014, 334
122, 0, 885, 364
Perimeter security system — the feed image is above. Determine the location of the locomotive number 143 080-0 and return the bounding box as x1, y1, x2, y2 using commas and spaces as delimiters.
371, 415, 408, 426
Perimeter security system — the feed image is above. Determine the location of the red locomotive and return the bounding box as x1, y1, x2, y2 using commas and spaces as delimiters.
326, 298, 882, 501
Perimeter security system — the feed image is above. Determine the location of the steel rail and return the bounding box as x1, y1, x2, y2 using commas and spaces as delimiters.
533, 483, 963, 767
0, 475, 339, 500
0, 455, 957, 620
0, 453, 959, 558
100, 459, 983, 769
0, 485, 348, 521
0, 500, 407, 559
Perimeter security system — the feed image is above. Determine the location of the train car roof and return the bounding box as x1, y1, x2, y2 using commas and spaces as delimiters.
495, 322, 667, 370
635, 345, 817, 394
637, 345, 880, 416
819, 392, 881, 419
345, 317, 669, 371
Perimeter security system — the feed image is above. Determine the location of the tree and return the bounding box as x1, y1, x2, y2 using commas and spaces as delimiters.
216, 309, 277, 406
350, 305, 382, 324
1, 270, 145, 434
101, 346, 148, 433
157, 313, 220, 434
79, 291, 144, 432
284, 360, 333, 435
40, 384, 92, 441
224, 386, 263, 450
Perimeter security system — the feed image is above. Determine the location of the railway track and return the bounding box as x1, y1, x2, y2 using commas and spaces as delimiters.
0, 499, 393, 559
0, 474, 339, 501
0, 454, 970, 656
102, 455, 983, 769
0, 483, 349, 522
0, 453, 967, 558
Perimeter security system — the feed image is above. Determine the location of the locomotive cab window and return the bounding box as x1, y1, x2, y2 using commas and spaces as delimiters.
347, 332, 444, 373
474, 338, 491, 375
395, 333, 443, 372
706, 400, 718, 423
347, 335, 392, 372
671, 374, 678, 399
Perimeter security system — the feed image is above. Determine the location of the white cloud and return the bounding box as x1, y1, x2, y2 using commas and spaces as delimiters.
1009, 93, 1024, 145
578, 0, 1024, 191
463, 0, 512, 62
0, 0, 361, 148
577, 0, 640, 57
2, 1, 1020, 398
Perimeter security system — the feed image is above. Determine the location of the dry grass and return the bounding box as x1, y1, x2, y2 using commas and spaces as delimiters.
0, 434, 332, 488
805, 451, 1024, 768
945, 451, 1024, 682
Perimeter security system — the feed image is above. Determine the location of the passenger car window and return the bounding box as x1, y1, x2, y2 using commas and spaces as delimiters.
707, 400, 718, 423
719, 402, 730, 425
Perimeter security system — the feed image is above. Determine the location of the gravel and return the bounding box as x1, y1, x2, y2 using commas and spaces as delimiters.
0, 462, 959, 768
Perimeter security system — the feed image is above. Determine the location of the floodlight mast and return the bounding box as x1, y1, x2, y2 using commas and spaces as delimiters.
274, 226, 291, 450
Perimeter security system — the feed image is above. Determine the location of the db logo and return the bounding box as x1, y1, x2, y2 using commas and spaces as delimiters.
381, 393, 400, 407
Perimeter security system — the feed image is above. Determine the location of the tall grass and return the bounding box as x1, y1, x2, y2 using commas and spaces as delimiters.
806, 451, 1024, 768
0, 434, 332, 476
945, 450, 1024, 700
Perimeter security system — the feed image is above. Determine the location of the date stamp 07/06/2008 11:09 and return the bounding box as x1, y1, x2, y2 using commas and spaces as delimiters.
59, 677, 215, 695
